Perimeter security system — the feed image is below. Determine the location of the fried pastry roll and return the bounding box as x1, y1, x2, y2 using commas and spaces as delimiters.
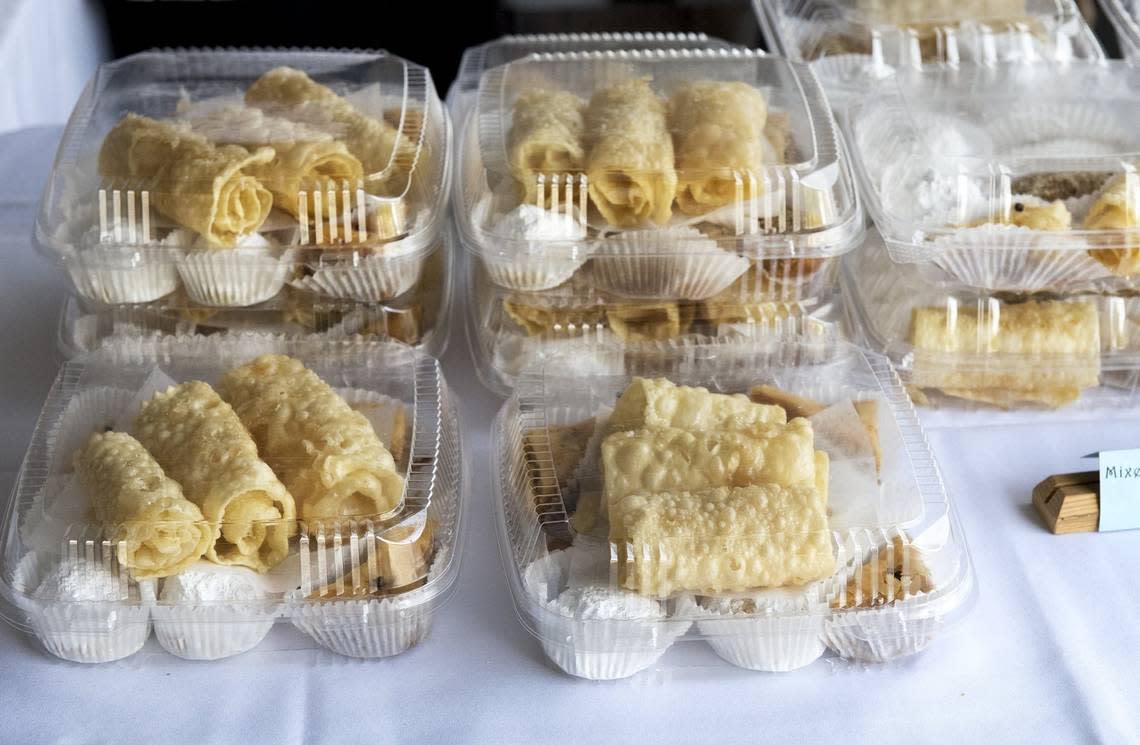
134, 381, 296, 572
217, 355, 405, 526
98, 114, 275, 247
75, 431, 213, 580
667, 81, 769, 215
584, 78, 676, 227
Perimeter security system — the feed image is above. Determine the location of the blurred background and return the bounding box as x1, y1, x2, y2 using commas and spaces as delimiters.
0, 0, 1120, 133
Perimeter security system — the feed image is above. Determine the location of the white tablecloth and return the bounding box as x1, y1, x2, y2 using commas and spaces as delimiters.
0, 0, 109, 133
1, 126, 1138, 744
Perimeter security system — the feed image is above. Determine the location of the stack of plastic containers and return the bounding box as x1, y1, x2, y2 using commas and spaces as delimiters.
454, 42, 865, 393
492, 342, 975, 678
35, 49, 454, 357
0, 338, 463, 662
1, 49, 465, 663
843, 61, 1140, 410
1103, 0, 1140, 60
754, 0, 1103, 115
453, 35, 976, 679
756, 0, 1104, 70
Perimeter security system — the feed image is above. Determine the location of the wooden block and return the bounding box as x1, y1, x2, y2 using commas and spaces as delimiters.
1033, 471, 1100, 534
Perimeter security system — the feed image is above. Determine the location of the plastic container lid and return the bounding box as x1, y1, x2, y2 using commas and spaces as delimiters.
843, 228, 1137, 410
755, 0, 1104, 71
1102, 0, 1140, 62
0, 337, 463, 662
455, 48, 864, 268
491, 339, 975, 677
845, 61, 1140, 295
452, 32, 741, 100
35, 49, 452, 275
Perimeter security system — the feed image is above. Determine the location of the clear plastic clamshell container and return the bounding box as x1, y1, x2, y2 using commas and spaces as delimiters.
844, 227, 1140, 410
1103, 0, 1140, 61
0, 337, 463, 663
57, 226, 455, 359
845, 61, 1140, 297
456, 46, 865, 393
35, 48, 453, 352
755, 0, 1103, 92
450, 32, 741, 106
491, 339, 975, 679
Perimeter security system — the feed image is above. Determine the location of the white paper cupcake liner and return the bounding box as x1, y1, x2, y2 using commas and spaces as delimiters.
290, 251, 425, 303
151, 604, 277, 660
590, 228, 750, 300
823, 609, 944, 663
930, 225, 1109, 292
703, 615, 826, 672
44, 386, 135, 475
522, 551, 687, 680
538, 619, 681, 680
988, 103, 1133, 156
13, 553, 150, 664
686, 590, 827, 672
291, 596, 431, 658
178, 248, 293, 307
66, 246, 181, 305
480, 253, 587, 292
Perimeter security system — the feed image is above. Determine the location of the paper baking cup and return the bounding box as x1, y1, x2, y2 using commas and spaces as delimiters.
13, 553, 150, 664
823, 608, 944, 663
291, 251, 425, 303
686, 591, 827, 672
753, 257, 839, 302
538, 615, 685, 680
292, 596, 431, 658
152, 604, 277, 660
702, 615, 826, 672
930, 226, 1109, 292
481, 253, 587, 292
987, 104, 1133, 155
67, 246, 180, 305
44, 387, 135, 473
591, 228, 750, 300
178, 248, 293, 307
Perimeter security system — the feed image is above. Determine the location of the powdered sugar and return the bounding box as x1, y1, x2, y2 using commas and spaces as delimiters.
553, 584, 665, 621
160, 562, 268, 605
493, 205, 582, 241
34, 560, 126, 603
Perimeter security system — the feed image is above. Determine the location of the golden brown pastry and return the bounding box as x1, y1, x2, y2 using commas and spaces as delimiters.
1086, 173, 1140, 276
98, 114, 274, 247
584, 78, 676, 227
605, 302, 692, 342
668, 81, 769, 215
909, 299, 1101, 408
216, 355, 405, 525
507, 89, 587, 206
245, 66, 415, 196
74, 431, 212, 580
834, 536, 933, 608
134, 381, 296, 572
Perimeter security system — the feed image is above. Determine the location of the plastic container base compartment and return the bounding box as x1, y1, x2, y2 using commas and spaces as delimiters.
57, 227, 455, 359
454, 42, 866, 395
491, 338, 975, 679
35, 48, 454, 354
754, 0, 1103, 98
0, 337, 463, 663
844, 228, 1140, 412
466, 252, 850, 396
